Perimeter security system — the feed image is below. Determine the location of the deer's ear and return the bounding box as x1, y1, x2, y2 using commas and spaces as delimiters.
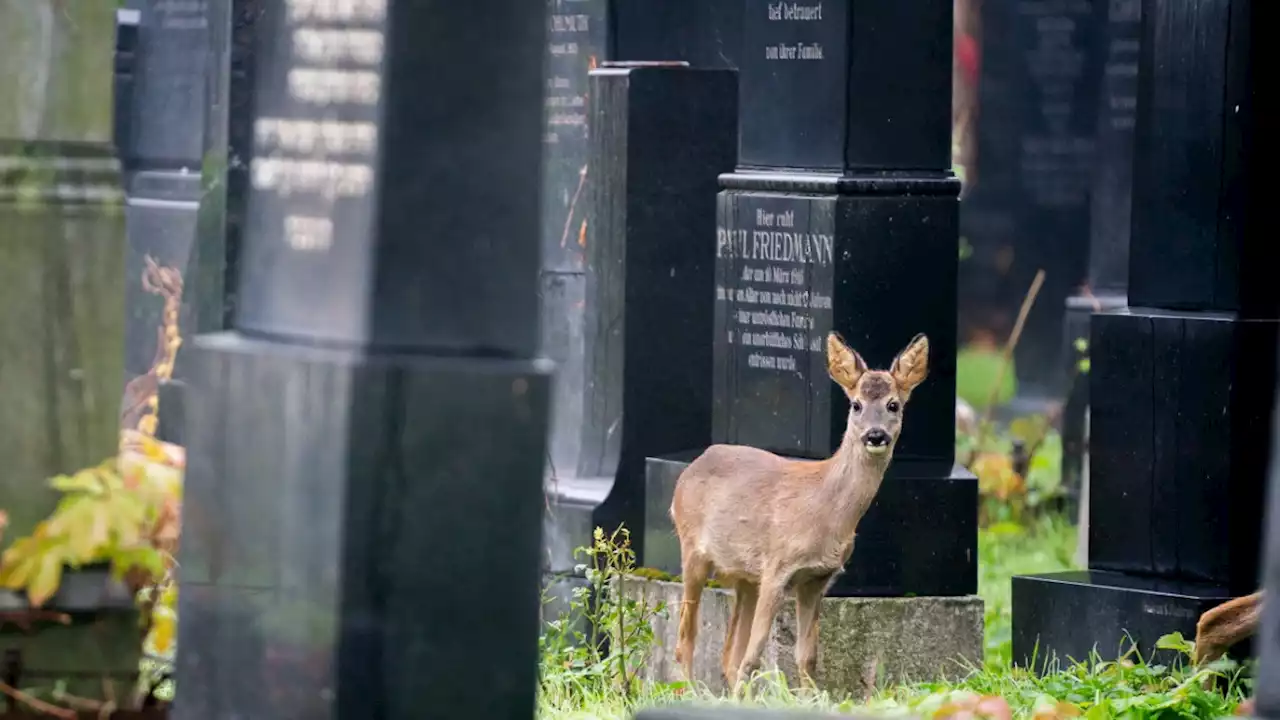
890, 333, 930, 398
827, 332, 867, 391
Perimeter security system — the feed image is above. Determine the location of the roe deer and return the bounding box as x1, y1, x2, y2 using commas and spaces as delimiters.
1194, 590, 1263, 666
670, 331, 930, 688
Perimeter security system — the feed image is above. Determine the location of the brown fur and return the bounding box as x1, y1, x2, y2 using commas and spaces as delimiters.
670, 332, 930, 688
1194, 590, 1263, 666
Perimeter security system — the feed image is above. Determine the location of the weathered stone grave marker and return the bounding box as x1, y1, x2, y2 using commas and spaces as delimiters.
173, 0, 551, 717
0, 0, 133, 698
646, 0, 978, 600
1013, 0, 1268, 667
117, 0, 210, 445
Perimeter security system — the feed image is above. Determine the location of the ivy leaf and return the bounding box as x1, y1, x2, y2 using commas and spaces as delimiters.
48, 471, 104, 495
26, 552, 65, 608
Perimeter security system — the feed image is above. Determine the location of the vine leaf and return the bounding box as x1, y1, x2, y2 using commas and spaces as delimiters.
27, 552, 65, 607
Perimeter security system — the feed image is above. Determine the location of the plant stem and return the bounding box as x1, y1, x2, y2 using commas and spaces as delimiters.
981, 269, 1046, 429
0, 680, 77, 719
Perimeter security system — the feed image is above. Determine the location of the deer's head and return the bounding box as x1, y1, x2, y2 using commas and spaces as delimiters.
826, 332, 930, 459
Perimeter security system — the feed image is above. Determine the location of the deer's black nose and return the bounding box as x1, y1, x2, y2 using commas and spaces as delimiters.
863, 429, 890, 447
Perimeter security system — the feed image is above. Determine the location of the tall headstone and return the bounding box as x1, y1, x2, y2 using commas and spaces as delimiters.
957, 0, 1111, 399
1060, 0, 1143, 514
0, 0, 125, 543
644, 0, 978, 598
173, 1, 551, 717
0, 0, 132, 697
1012, 0, 1268, 667
116, 0, 210, 440
540, 2, 744, 574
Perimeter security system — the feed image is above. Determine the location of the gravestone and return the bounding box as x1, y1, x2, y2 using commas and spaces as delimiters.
540, 2, 744, 578
1012, 0, 1269, 668
644, 0, 978, 598
0, 0, 132, 698
173, 1, 551, 717
116, 0, 210, 441
1060, 0, 1143, 515
957, 0, 1111, 400
1257, 341, 1280, 717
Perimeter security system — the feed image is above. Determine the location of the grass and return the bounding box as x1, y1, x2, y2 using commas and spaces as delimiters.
538, 516, 1253, 720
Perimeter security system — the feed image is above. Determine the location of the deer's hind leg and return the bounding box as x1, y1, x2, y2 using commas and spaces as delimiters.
676, 551, 711, 682
722, 581, 759, 684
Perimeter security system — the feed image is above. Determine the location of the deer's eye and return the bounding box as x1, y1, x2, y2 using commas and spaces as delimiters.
887, 401, 900, 413
851, 400, 863, 413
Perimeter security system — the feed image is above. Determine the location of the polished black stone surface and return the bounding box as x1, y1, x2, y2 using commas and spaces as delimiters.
1129, 0, 1265, 316
184, 0, 259, 346
1087, 0, 1142, 295
611, 0, 742, 70
1012, 571, 1242, 670
577, 67, 738, 567
176, 335, 551, 719
644, 452, 977, 597
233, 1, 545, 356
711, 174, 959, 465
1088, 309, 1277, 593
737, 0, 952, 172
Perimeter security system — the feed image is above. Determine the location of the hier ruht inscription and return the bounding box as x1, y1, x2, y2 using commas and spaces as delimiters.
712, 193, 836, 455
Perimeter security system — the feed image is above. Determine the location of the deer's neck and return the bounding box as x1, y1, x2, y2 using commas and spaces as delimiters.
816, 436, 891, 542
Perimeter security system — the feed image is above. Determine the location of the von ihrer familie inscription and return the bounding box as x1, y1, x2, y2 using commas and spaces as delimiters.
714, 195, 837, 455
740, 1, 849, 169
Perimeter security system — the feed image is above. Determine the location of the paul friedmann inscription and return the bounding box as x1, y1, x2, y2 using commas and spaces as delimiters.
717, 206, 833, 374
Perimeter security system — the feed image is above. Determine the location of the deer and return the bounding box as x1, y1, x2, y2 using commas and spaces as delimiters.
670, 331, 930, 688
1193, 590, 1263, 666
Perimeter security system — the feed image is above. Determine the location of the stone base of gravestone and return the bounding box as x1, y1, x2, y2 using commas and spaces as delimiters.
1088, 310, 1276, 591
1058, 292, 1127, 517
622, 578, 983, 697
1011, 571, 1246, 670
643, 454, 977, 597
175, 334, 549, 718
0, 568, 140, 700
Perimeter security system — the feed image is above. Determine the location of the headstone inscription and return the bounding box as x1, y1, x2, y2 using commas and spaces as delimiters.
1060, 0, 1143, 516
1012, 0, 1269, 668
172, 1, 551, 718
644, 0, 978, 598
0, 0, 132, 697
956, 0, 1110, 399
117, 0, 210, 443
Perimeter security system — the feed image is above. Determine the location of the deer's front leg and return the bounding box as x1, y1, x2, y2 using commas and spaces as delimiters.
794, 577, 826, 686
734, 576, 785, 689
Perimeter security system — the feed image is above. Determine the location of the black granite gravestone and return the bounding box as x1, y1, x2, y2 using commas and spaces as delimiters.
173, 1, 551, 717
116, 0, 210, 439
1060, 0, 1143, 513
643, 0, 977, 598
539, 2, 746, 577
957, 0, 1111, 399
1012, 0, 1269, 669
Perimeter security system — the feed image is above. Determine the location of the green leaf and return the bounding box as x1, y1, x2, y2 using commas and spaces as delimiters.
1156, 632, 1194, 657
27, 552, 65, 608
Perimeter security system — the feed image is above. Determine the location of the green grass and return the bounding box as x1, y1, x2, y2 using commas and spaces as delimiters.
539, 516, 1253, 720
